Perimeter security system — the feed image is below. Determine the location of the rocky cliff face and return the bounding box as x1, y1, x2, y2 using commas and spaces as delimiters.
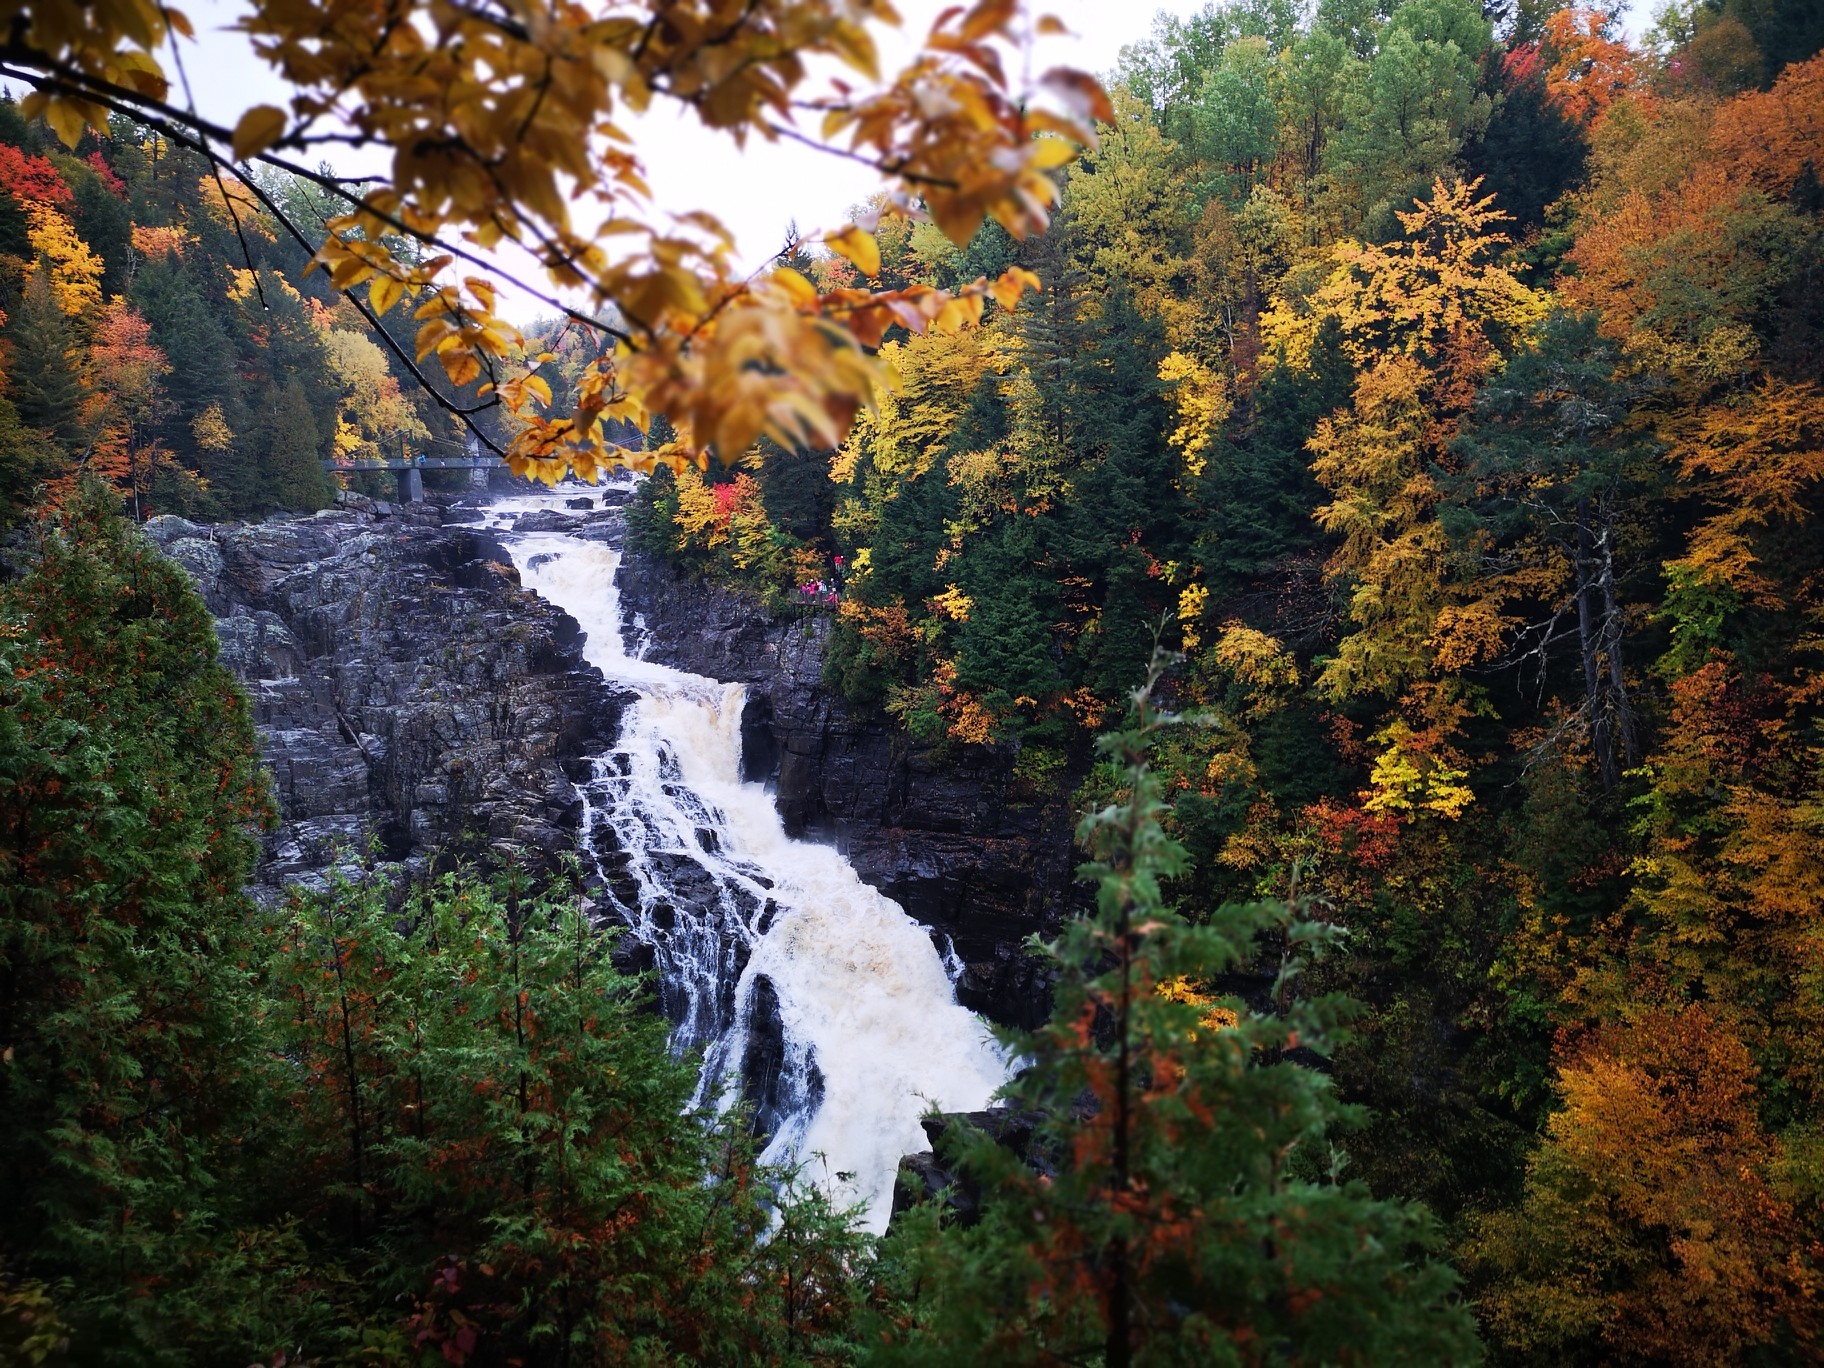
615, 553, 1086, 1029
146, 501, 628, 897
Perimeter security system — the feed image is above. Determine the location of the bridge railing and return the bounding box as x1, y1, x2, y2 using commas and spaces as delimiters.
321, 456, 506, 471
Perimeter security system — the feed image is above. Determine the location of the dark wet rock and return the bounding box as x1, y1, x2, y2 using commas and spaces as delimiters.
566, 496, 595, 510
741, 975, 824, 1146
890, 1108, 1052, 1228
146, 508, 631, 898
332, 490, 379, 516
615, 553, 1085, 1030
572, 513, 624, 547
512, 509, 580, 532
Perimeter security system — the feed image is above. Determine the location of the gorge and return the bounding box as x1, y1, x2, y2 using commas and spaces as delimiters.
151, 488, 1055, 1232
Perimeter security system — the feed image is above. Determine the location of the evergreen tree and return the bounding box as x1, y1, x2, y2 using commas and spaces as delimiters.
1196, 318, 1354, 598
5, 268, 86, 455
0, 485, 276, 1358
1452, 310, 1656, 790
1050, 284, 1188, 698
258, 378, 332, 512
873, 666, 1481, 1365
1461, 46, 1585, 235
754, 435, 836, 546
130, 250, 243, 487
71, 164, 133, 297
0, 91, 38, 150
0, 390, 59, 525
0, 185, 31, 266
252, 867, 872, 1365
955, 524, 1061, 707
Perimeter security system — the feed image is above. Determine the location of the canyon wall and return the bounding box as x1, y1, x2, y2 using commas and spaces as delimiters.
143, 493, 1075, 1031
616, 552, 1086, 1028
146, 499, 627, 897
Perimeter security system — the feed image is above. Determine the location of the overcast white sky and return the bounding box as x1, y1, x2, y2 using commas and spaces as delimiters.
163, 0, 1219, 304
8, 0, 1654, 321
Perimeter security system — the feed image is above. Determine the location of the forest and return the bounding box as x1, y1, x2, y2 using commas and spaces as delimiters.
2, 0, 1822, 1361
631, 0, 1824, 1358
0, 90, 572, 527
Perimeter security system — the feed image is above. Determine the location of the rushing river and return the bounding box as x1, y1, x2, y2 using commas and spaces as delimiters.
484, 490, 1006, 1232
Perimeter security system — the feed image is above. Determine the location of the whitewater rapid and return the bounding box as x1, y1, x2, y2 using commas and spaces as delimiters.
488, 491, 1006, 1232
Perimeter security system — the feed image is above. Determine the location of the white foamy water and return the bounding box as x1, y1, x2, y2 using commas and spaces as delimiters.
485, 489, 1006, 1231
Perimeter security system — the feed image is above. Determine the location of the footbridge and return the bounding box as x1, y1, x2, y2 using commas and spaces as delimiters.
322, 453, 505, 503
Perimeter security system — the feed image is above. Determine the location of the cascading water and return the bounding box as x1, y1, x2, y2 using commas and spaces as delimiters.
487, 492, 1007, 1232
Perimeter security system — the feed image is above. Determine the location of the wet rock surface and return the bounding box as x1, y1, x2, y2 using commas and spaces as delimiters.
615, 554, 1086, 1029
891, 1108, 1053, 1227
147, 499, 629, 897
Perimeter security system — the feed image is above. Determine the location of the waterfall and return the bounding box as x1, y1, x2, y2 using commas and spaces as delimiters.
489, 496, 1007, 1232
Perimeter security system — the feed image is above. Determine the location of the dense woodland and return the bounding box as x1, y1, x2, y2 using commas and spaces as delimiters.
4, 0, 1824, 1361
0, 91, 533, 525
630, 0, 1824, 1359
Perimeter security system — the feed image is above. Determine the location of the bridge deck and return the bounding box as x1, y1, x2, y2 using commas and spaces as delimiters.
322, 456, 504, 471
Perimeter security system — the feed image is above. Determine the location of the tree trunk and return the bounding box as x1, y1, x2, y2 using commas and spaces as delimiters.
1575, 500, 1617, 791
1596, 513, 1637, 770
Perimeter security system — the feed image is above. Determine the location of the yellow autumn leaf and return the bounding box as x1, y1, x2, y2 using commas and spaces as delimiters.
828, 225, 881, 279
440, 349, 482, 388
40, 95, 91, 149
989, 266, 1042, 311
771, 266, 819, 308
369, 275, 403, 317
414, 319, 456, 362
230, 105, 288, 162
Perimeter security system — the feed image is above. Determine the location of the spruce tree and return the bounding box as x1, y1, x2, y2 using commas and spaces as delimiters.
5, 269, 86, 455
259, 378, 332, 512
872, 662, 1481, 1365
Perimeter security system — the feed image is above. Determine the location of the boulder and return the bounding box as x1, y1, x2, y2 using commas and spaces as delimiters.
512, 509, 580, 532
890, 1108, 1053, 1228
